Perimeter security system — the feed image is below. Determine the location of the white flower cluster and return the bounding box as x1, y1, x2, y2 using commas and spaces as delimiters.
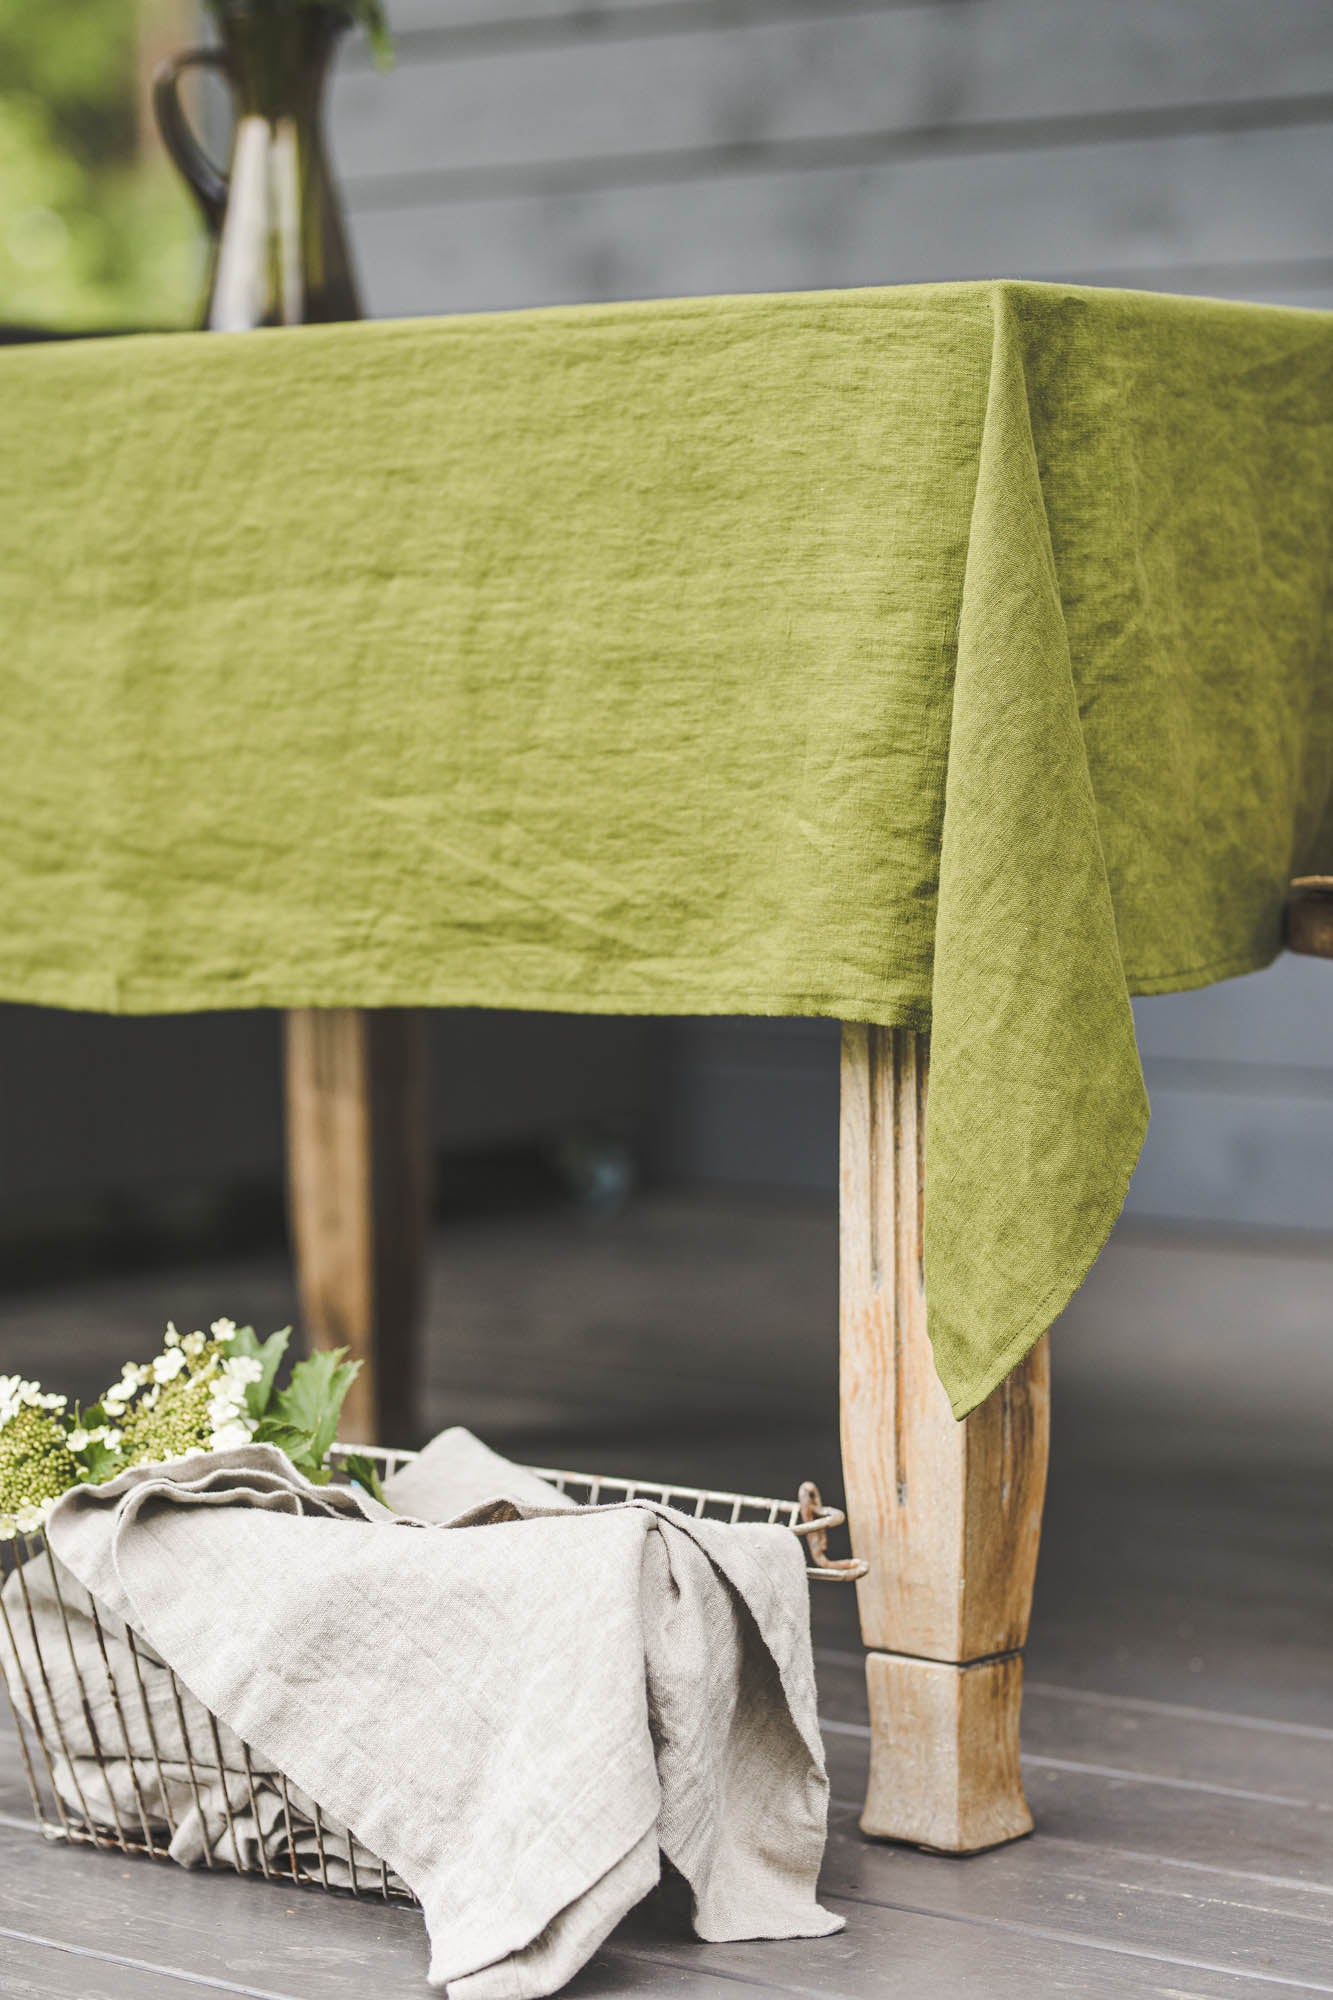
97, 1319, 260, 1465
166, 1319, 210, 1360
0, 1375, 66, 1432
206, 1349, 263, 1453
67, 1423, 123, 1454
0, 1316, 281, 1543
198, 1318, 261, 1453
102, 1362, 150, 1419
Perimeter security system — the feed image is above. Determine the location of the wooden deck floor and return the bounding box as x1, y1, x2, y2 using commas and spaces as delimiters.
1, 1196, 1330, 1997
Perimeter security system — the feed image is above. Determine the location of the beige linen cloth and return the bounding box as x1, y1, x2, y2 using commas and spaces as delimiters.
2, 1430, 840, 1994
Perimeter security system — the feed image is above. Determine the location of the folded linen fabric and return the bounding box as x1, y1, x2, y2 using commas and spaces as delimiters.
12, 1432, 839, 1995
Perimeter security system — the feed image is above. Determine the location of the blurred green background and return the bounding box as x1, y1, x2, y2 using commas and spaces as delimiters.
0, 0, 204, 331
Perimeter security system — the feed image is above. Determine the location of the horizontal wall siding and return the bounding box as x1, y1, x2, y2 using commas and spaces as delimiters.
333, 2, 1333, 183
368, 0, 1331, 73
347, 127, 1332, 317
333, 0, 1333, 317
1128, 961, 1333, 1231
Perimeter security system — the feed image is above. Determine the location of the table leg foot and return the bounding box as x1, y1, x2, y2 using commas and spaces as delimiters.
860, 1650, 1032, 1852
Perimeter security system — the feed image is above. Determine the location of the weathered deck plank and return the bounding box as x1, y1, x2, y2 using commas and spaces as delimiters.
7, 1818, 1330, 2000
3, 1931, 261, 2000
4, 1697, 1331, 1996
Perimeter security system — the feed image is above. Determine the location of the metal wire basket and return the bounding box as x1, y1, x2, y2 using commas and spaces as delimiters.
0, 1445, 861, 1904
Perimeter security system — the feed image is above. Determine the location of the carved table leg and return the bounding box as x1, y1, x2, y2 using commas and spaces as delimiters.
839, 1024, 1050, 1852
284, 1009, 431, 1446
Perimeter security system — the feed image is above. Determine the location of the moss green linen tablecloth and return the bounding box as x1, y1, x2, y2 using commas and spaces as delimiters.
3, 280, 1332, 1416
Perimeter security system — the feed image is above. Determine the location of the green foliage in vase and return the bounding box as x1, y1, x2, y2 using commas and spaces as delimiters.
204, 0, 394, 68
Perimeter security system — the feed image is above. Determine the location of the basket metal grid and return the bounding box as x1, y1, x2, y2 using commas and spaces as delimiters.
0, 1444, 861, 1903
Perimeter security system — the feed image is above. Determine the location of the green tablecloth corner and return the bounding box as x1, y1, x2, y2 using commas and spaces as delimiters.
927, 287, 1154, 1414
3, 279, 1331, 1417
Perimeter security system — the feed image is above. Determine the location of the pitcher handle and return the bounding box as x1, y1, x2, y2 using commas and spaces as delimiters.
153, 48, 231, 235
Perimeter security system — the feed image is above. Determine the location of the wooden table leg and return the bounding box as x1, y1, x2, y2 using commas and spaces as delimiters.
284, 1009, 431, 1446
839, 1024, 1050, 1853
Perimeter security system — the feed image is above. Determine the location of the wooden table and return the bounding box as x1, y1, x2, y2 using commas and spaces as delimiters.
6, 278, 1326, 1865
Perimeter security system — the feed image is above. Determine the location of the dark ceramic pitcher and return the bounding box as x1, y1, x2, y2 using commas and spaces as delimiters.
154, 3, 361, 329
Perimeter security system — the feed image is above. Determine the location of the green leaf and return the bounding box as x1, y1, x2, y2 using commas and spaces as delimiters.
251, 1418, 305, 1454
81, 1439, 125, 1484
251, 1418, 330, 1483
340, 1452, 387, 1506
224, 1324, 291, 1419
269, 1348, 361, 1471
202, 0, 395, 70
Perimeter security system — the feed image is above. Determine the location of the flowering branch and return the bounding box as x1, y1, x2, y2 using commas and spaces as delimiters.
0, 1321, 364, 1539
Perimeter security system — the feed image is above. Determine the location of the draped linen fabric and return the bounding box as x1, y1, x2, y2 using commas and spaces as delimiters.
3, 281, 1331, 1413
19, 1436, 838, 1996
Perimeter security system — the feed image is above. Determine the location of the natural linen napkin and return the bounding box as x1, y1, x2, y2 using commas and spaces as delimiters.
19, 1432, 840, 1994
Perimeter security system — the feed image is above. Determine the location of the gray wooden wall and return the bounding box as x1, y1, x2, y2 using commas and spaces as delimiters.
4, 0, 1330, 1230
331, 0, 1333, 316
325, 0, 1333, 1229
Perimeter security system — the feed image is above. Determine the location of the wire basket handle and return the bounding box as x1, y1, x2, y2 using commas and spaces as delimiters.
794, 1482, 867, 1580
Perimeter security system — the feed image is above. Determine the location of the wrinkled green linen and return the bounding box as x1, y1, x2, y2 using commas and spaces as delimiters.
3, 281, 1331, 1416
